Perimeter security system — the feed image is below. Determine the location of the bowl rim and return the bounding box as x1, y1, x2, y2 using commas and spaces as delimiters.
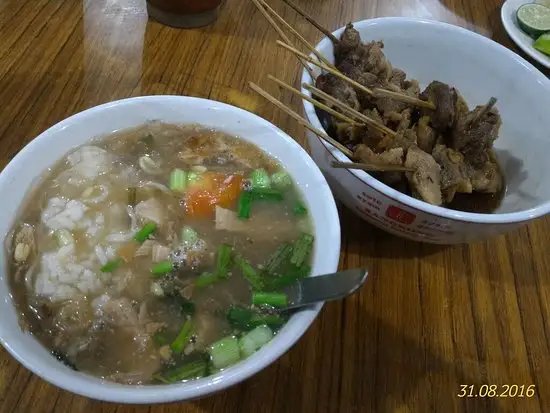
0, 95, 341, 403
301, 16, 550, 224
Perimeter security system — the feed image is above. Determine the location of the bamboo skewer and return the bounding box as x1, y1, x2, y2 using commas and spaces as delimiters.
303, 83, 397, 137
256, 0, 337, 71
332, 161, 415, 173
267, 74, 361, 127
276, 40, 436, 111
281, 0, 340, 44
471, 97, 498, 125
248, 82, 354, 157
250, 0, 315, 79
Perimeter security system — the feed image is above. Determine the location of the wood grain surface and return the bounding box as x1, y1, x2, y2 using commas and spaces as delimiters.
0, 0, 549, 412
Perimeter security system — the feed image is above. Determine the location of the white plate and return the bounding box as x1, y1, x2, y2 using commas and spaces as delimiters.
501, 0, 550, 69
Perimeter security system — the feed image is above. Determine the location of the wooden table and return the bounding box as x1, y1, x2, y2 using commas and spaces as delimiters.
0, 0, 549, 412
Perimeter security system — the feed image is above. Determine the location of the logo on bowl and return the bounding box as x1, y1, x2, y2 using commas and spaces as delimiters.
385, 205, 416, 225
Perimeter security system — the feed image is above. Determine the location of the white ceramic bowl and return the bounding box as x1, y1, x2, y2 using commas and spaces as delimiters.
501, 0, 550, 69
0, 96, 341, 403
301, 17, 550, 244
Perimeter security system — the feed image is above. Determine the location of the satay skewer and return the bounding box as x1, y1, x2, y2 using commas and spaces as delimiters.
249, 82, 411, 173
249, 82, 353, 157
332, 161, 415, 173
281, 0, 340, 44
302, 83, 397, 138
267, 74, 361, 127
255, 0, 337, 71
276, 40, 436, 111
250, 0, 315, 79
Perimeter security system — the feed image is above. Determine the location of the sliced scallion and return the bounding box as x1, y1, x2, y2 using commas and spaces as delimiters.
215, 244, 232, 279
100, 259, 123, 273
248, 314, 286, 329
135, 222, 157, 243
271, 171, 292, 189
151, 259, 173, 276
250, 168, 271, 190
195, 272, 219, 288
170, 168, 188, 193
209, 336, 240, 370
154, 359, 208, 383
171, 318, 194, 353
264, 243, 293, 275
250, 188, 284, 201
227, 306, 255, 330
233, 254, 263, 290
290, 234, 314, 267
293, 201, 308, 216
269, 265, 311, 290
237, 191, 252, 220
252, 292, 288, 308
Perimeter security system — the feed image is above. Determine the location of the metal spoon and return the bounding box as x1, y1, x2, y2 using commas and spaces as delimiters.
281, 268, 368, 310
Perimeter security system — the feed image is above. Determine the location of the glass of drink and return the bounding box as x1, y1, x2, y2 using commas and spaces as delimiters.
146, 0, 224, 28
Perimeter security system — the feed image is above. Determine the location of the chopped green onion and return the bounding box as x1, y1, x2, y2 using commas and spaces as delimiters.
135, 223, 157, 243
151, 260, 173, 276
54, 229, 74, 247
248, 314, 286, 329
153, 332, 170, 346
209, 336, 240, 370
100, 259, 123, 273
250, 188, 284, 201
170, 169, 188, 192
187, 171, 202, 184
127, 187, 137, 206
250, 168, 271, 190
264, 243, 293, 275
293, 201, 308, 216
252, 292, 288, 308
181, 226, 198, 245
237, 191, 252, 220
238, 325, 274, 358
269, 265, 311, 290
215, 244, 233, 279
171, 318, 194, 353
291, 234, 314, 267
271, 171, 292, 189
227, 306, 255, 329
195, 272, 219, 288
154, 359, 208, 383
233, 254, 264, 290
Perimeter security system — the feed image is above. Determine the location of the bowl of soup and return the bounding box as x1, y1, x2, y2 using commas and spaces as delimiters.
0, 96, 340, 403
301, 18, 550, 244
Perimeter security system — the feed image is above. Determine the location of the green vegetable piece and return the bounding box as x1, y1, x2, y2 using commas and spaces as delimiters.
154, 359, 208, 383
233, 254, 264, 290
238, 325, 274, 358
170, 168, 188, 192
153, 332, 170, 346
195, 272, 219, 288
291, 234, 314, 267
293, 201, 308, 216
100, 259, 123, 273
227, 306, 255, 329
250, 188, 284, 201
215, 244, 233, 279
269, 265, 312, 290
250, 168, 271, 190
248, 314, 286, 329
264, 243, 293, 275
252, 292, 288, 308
171, 319, 194, 353
151, 260, 173, 276
135, 222, 157, 243
270, 171, 292, 190
209, 336, 240, 370
237, 191, 253, 219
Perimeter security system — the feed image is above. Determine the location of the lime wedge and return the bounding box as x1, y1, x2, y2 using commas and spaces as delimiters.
534, 32, 550, 56
517, 3, 550, 38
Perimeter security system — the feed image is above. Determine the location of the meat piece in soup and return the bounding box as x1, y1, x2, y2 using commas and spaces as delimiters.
6, 122, 315, 385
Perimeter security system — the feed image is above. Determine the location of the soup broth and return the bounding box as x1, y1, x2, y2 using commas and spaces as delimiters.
6, 122, 314, 384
